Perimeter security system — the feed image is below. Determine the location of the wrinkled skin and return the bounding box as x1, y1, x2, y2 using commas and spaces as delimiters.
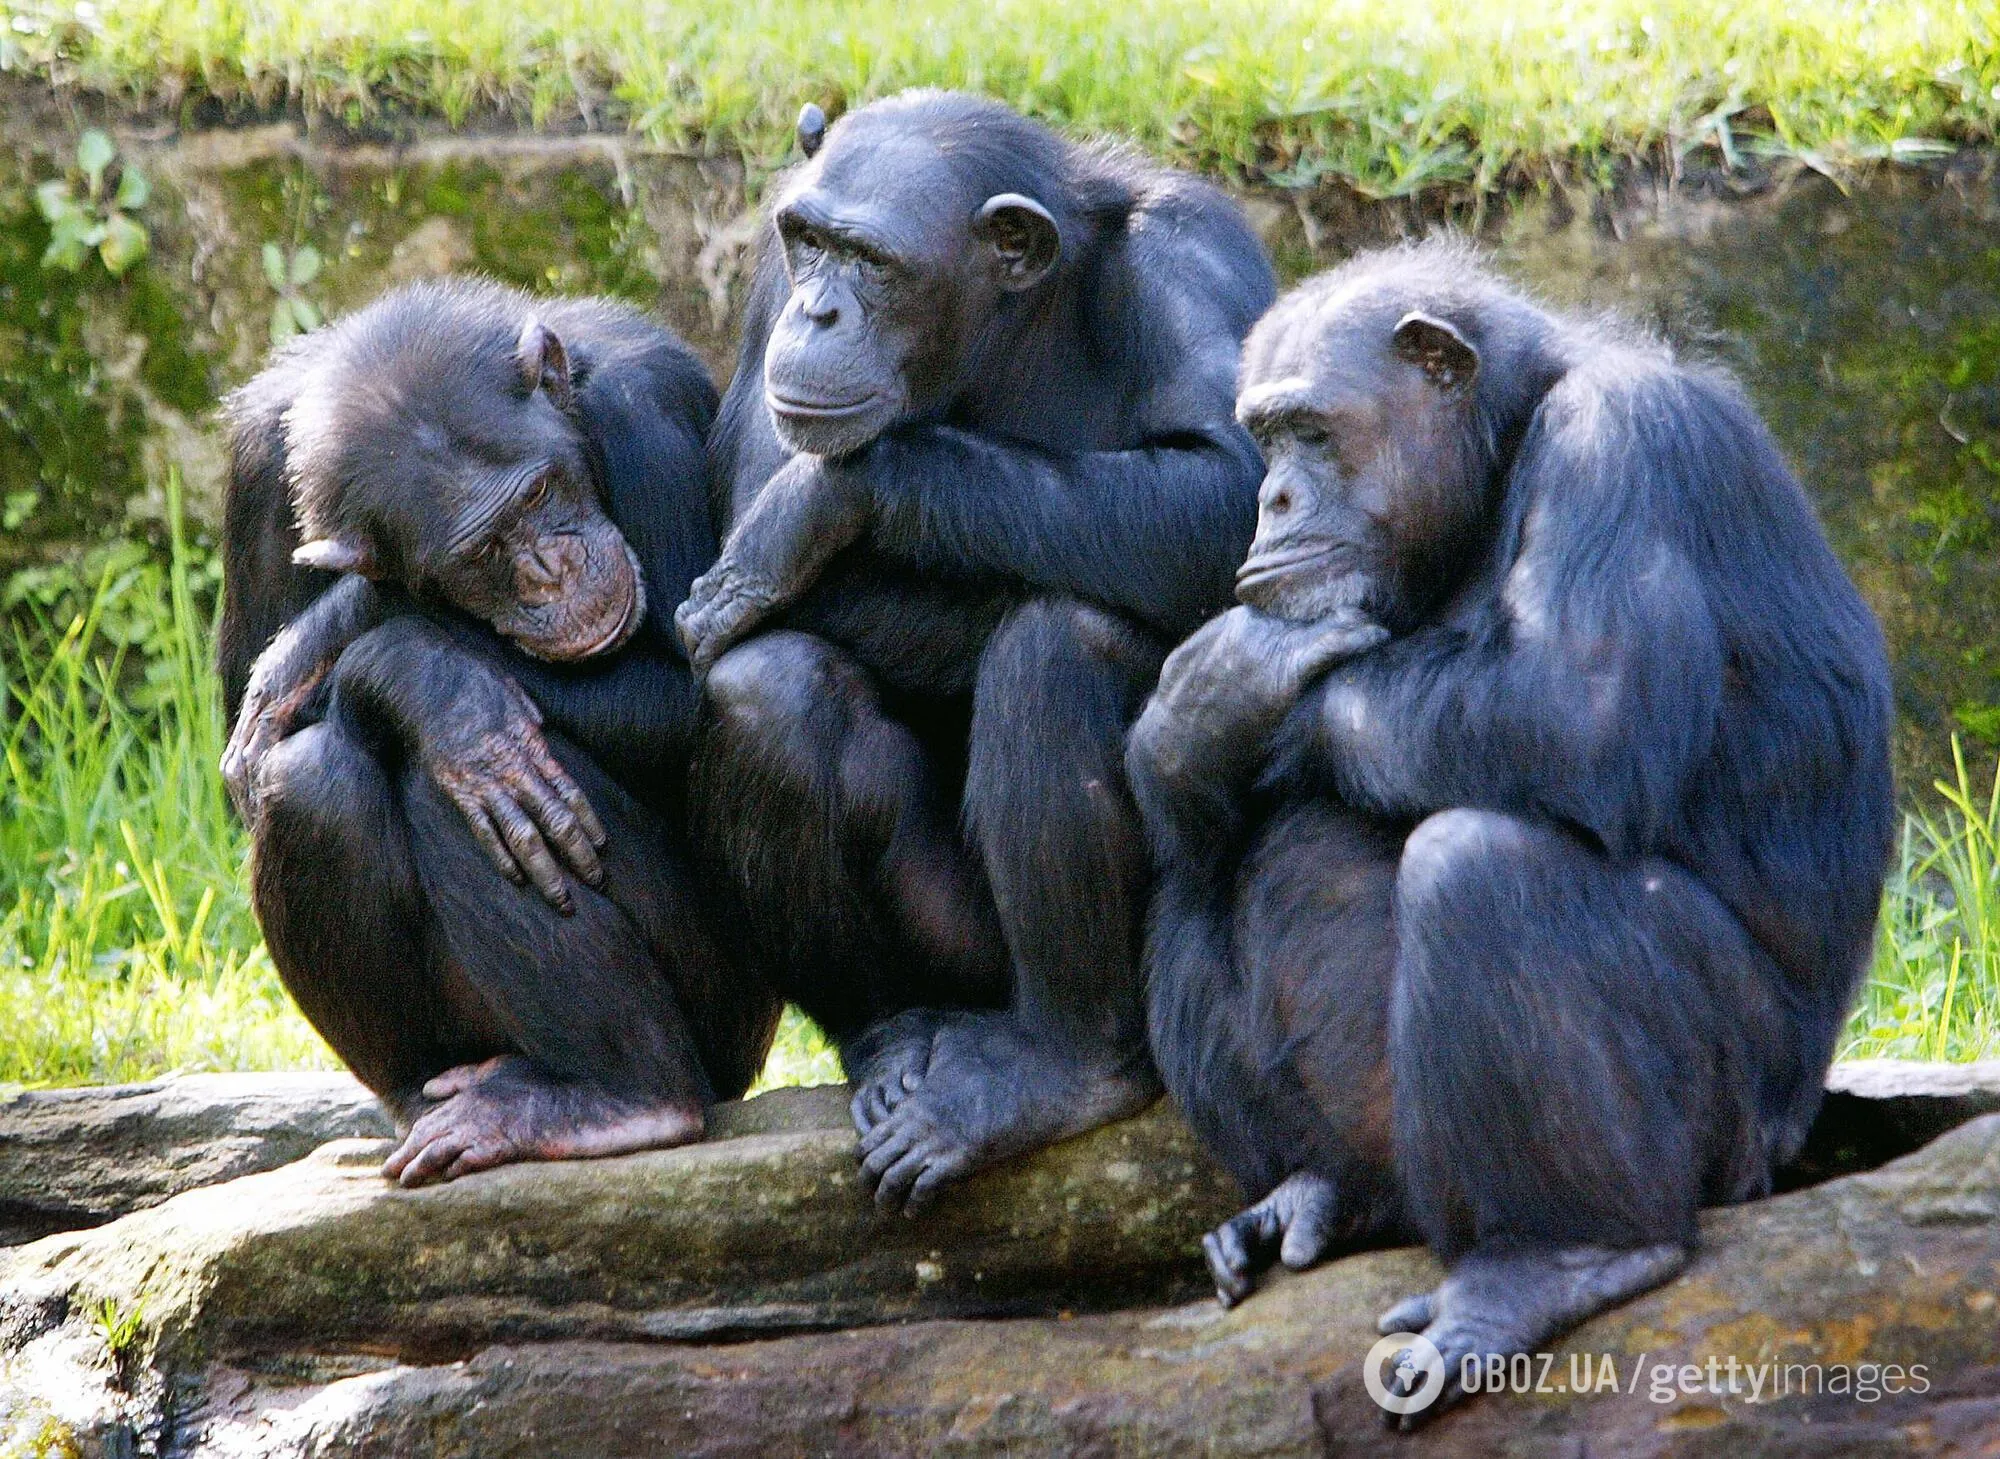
383, 1055, 705, 1188
676, 455, 868, 676
1130, 605, 1387, 802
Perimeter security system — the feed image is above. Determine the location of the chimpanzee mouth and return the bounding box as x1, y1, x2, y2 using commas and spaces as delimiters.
515, 546, 648, 662
573, 584, 645, 658
1235, 542, 1343, 594
766, 390, 882, 419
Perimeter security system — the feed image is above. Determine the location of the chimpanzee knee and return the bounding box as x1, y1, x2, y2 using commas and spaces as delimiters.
1389, 810, 1712, 1259
255, 721, 383, 853
1394, 807, 1533, 918
704, 630, 854, 746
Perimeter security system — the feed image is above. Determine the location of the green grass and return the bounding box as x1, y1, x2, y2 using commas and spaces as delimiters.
1, 486, 1996, 1092
1845, 738, 2000, 1061
2, 0, 1995, 195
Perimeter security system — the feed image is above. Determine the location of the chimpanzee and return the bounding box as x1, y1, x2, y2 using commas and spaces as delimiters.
1125, 242, 1896, 1424
217, 278, 781, 1187
677, 91, 1276, 1211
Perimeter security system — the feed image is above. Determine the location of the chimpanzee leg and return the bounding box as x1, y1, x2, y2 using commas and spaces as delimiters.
253, 704, 771, 1186
1377, 807, 1783, 1425
252, 718, 464, 1112
856, 599, 1167, 1211
1190, 801, 1406, 1304
694, 629, 1007, 1100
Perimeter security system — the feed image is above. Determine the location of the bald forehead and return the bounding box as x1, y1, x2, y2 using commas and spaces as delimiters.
1241, 285, 1408, 394
791, 132, 970, 238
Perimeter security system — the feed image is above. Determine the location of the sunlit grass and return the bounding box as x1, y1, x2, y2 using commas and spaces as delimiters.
2, 0, 1994, 194
1844, 738, 2000, 1062
3, 483, 1998, 1091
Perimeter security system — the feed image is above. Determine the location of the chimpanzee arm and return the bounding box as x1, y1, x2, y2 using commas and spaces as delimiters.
215, 353, 339, 721
1278, 369, 1728, 858
1128, 606, 1387, 877
221, 574, 387, 816
325, 615, 612, 914
852, 417, 1261, 639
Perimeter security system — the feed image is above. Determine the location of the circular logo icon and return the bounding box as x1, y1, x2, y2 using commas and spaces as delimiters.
1363, 1332, 1446, 1415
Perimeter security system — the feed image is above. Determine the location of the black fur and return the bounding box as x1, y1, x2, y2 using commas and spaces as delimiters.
218, 279, 780, 1124
696, 90, 1278, 1208
1128, 243, 1896, 1409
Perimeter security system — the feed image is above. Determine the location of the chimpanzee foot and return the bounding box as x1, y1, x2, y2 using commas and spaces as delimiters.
1204, 1171, 1341, 1307
381, 1055, 704, 1188
1375, 1242, 1687, 1431
844, 1008, 944, 1137
855, 1011, 1159, 1214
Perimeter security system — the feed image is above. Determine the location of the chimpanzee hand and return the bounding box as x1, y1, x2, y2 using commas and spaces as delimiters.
1136, 605, 1388, 796
409, 660, 609, 915
331, 618, 609, 914
675, 454, 869, 676
223, 575, 385, 823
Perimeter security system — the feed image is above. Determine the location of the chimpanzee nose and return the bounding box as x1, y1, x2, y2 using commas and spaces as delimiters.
516, 535, 582, 603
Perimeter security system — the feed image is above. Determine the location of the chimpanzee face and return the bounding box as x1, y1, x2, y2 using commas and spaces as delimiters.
287, 316, 646, 662
1233, 293, 1486, 628
760, 105, 1061, 459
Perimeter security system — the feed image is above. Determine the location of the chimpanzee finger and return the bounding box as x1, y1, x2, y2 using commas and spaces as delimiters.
1203, 1223, 1257, 1306
395, 1129, 471, 1187
444, 1143, 510, 1182
1377, 1291, 1436, 1335
871, 1143, 932, 1211
516, 767, 603, 889
446, 785, 528, 887
901, 1153, 970, 1215
486, 793, 573, 914
682, 607, 727, 675
529, 740, 608, 851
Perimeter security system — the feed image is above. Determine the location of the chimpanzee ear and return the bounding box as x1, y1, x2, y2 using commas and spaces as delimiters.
975, 193, 1061, 292
1393, 311, 1480, 392
515, 317, 575, 412
796, 102, 827, 160
291, 535, 377, 578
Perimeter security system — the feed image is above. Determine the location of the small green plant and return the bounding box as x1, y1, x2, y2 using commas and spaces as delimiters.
35, 129, 150, 277
89, 1295, 145, 1389
262, 242, 324, 345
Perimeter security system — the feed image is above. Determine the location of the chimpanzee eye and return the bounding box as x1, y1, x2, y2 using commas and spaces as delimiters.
524, 473, 552, 511
1293, 425, 1332, 450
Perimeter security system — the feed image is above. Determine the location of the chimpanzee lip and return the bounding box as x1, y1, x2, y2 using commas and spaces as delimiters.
1236, 542, 1342, 588
513, 557, 647, 663
572, 591, 642, 657
766, 389, 882, 418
